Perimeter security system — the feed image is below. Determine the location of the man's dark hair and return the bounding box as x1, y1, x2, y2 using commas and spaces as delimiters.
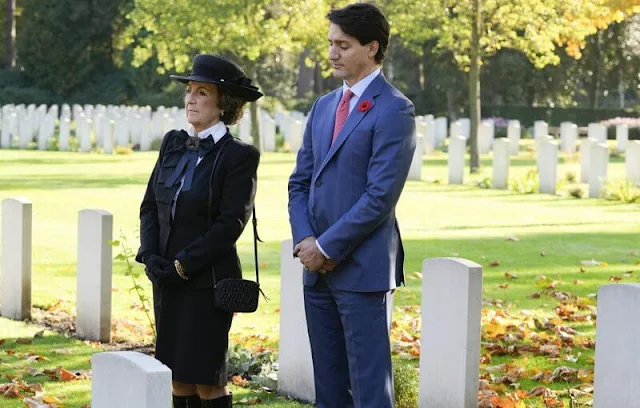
327, 3, 390, 64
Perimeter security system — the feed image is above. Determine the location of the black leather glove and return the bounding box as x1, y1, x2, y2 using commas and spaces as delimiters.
143, 254, 171, 285
150, 262, 188, 287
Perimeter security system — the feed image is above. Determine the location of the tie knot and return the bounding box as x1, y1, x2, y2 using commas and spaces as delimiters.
341, 89, 354, 103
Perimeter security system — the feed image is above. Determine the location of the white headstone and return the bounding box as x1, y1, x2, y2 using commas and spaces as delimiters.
76, 209, 113, 342
588, 123, 607, 143
459, 118, 470, 139
492, 139, 510, 189
478, 122, 493, 154
435, 117, 448, 145
533, 120, 548, 141
287, 120, 303, 153
92, 351, 171, 408
59, 119, 71, 152
1, 112, 12, 148
448, 136, 466, 185
102, 120, 114, 155
450, 120, 465, 140
77, 117, 93, 152
589, 143, 609, 199
507, 120, 520, 156
115, 117, 129, 147
536, 135, 554, 173
560, 122, 578, 154
1, 198, 32, 320
594, 284, 640, 407
139, 117, 152, 151
580, 138, 597, 183
37, 115, 50, 150
424, 119, 437, 154
539, 139, 559, 195
238, 113, 251, 144
261, 114, 276, 152
626, 141, 640, 186
419, 258, 482, 408
277, 240, 315, 403
616, 124, 629, 153
408, 135, 424, 181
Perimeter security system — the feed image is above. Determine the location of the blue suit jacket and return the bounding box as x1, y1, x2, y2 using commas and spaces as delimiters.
288, 73, 416, 292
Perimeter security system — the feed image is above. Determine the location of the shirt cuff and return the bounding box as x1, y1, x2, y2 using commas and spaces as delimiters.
316, 240, 330, 259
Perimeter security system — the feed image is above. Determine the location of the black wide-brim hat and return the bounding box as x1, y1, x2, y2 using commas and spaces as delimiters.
170, 54, 263, 102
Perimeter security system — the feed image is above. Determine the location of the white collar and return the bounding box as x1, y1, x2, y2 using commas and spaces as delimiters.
185, 121, 227, 143
342, 67, 381, 98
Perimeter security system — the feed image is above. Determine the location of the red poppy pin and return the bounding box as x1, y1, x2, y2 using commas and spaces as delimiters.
358, 100, 372, 113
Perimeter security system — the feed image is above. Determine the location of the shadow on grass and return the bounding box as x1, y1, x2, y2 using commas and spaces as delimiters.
0, 175, 150, 190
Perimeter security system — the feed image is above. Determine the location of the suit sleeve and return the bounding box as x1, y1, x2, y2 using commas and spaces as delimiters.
316, 97, 416, 261
174, 146, 260, 274
136, 132, 172, 263
288, 99, 320, 246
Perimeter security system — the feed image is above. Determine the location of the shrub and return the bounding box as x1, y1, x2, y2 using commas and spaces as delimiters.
603, 180, 640, 204
569, 187, 584, 199
394, 364, 419, 408
565, 171, 576, 183
509, 169, 539, 194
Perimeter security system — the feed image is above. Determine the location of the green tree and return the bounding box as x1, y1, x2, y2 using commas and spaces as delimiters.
18, 0, 131, 96
385, 0, 640, 172
4, 0, 16, 68
126, 0, 329, 150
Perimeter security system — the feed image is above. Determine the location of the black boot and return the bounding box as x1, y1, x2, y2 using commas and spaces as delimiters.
173, 394, 201, 408
200, 393, 232, 408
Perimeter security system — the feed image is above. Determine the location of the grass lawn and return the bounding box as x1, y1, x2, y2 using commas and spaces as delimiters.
0, 139, 638, 406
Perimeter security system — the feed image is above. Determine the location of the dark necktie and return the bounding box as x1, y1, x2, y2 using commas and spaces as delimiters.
164, 135, 215, 191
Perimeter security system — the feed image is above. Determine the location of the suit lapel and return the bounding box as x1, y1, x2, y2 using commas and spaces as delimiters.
315, 73, 386, 178
319, 90, 342, 160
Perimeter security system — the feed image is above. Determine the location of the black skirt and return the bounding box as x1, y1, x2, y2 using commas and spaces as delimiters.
153, 284, 233, 385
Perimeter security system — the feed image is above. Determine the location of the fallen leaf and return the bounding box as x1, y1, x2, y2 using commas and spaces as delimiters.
574, 280, 584, 285
232, 375, 247, 387
15, 338, 33, 345
0, 339, 4, 346
579, 267, 587, 273
540, 251, 546, 257
237, 397, 262, 405
609, 275, 623, 282
489, 260, 501, 267
504, 273, 518, 280
581, 259, 601, 266
499, 283, 509, 289
25, 367, 44, 377
53, 349, 73, 355
505, 236, 520, 242
33, 330, 44, 339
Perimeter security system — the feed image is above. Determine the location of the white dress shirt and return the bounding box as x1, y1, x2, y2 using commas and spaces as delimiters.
315, 67, 382, 260
171, 121, 228, 217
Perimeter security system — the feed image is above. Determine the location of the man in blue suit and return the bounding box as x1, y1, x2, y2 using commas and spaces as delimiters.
288, 3, 416, 407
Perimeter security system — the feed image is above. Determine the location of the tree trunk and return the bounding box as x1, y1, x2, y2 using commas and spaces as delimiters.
468, 0, 481, 173
589, 32, 602, 109
447, 88, 457, 121
247, 64, 262, 152
297, 48, 314, 98
5, 0, 16, 68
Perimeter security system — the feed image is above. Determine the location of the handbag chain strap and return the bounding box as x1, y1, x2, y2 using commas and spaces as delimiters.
207, 137, 261, 287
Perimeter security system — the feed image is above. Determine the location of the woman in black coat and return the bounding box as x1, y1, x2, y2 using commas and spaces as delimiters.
136, 54, 262, 408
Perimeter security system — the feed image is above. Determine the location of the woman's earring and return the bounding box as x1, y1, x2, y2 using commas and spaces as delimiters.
220, 111, 224, 118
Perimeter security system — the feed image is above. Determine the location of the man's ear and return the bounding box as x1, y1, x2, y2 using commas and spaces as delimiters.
368, 41, 379, 59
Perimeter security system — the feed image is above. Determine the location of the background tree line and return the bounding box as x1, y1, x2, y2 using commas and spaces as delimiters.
1, 0, 639, 156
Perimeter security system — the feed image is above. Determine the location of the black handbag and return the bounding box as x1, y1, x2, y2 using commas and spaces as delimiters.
207, 138, 264, 313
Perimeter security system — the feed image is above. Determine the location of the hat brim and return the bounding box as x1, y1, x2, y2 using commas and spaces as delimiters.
170, 74, 263, 102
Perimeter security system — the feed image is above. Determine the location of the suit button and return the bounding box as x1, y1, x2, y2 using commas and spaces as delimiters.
315, 180, 323, 187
